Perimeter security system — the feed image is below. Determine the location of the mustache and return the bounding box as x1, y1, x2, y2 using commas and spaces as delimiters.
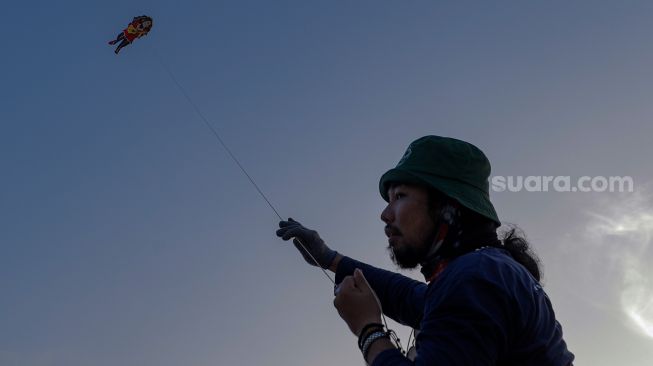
385, 225, 402, 236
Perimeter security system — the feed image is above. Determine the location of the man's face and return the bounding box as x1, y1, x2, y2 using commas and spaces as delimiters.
381, 184, 439, 269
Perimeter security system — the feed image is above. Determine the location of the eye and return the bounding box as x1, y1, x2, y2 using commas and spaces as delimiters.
394, 192, 406, 200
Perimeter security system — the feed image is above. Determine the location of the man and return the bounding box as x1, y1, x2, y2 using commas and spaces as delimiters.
276, 135, 574, 365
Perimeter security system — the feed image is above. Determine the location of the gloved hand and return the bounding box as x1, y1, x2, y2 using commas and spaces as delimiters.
276, 218, 338, 269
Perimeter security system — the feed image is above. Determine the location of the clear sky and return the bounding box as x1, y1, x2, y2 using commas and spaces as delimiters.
2, 1, 653, 365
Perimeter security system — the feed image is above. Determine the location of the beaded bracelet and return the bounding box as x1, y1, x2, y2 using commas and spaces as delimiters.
361, 330, 389, 361
358, 323, 385, 349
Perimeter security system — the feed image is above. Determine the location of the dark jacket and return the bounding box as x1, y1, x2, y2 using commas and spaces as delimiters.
335, 247, 574, 365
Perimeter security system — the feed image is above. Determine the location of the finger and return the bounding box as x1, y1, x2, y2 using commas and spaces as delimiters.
353, 268, 372, 291
275, 227, 287, 237
280, 217, 304, 226
338, 276, 356, 292
281, 227, 305, 241
276, 226, 300, 238
278, 220, 299, 228
333, 284, 341, 296
277, 227, 297, 240
289, 217, 308, 227
354, 269, 382, 311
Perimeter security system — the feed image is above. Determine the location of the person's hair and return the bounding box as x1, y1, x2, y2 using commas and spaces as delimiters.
497, 225, 542, 282
425, 186, 543, 281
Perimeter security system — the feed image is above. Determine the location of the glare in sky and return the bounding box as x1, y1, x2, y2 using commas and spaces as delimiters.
585, 189, 653, 339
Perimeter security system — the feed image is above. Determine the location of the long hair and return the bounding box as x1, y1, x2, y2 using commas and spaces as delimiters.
498, 224, 542, 282
426, 187, 543, 281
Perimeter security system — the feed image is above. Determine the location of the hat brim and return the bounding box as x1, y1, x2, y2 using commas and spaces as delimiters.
379, 168, 500, 226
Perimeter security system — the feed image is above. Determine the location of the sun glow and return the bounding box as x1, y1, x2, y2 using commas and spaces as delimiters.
585, 192, 653, 339
626, 305, 653, 338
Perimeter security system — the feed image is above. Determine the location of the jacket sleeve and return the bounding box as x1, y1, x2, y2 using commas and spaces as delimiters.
371, 269, 511, 366
335, 256, 427, 328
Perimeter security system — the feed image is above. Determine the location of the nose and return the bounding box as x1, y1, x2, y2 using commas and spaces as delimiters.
381, 204, 393, 224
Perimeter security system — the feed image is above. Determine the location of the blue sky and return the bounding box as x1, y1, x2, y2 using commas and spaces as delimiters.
2, 1, 653, 365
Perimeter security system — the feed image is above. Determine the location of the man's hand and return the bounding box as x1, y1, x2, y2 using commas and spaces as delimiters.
276, 218, 338, 269
333, 269, 382, 336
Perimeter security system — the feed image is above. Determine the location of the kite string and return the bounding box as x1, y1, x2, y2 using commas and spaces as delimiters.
148, 46, 335, 285
148, 47, 409, 356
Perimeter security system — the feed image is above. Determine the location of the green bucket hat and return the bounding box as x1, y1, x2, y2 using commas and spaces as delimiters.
379, 135, 500, 226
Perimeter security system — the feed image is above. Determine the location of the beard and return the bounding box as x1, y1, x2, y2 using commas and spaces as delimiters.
388, 242, 430, 269
387, 231, 437, 269
385, 218, 440, 269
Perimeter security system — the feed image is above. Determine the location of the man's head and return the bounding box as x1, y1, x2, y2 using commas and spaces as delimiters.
379, 136, 500, 268
380, 135, 499, 224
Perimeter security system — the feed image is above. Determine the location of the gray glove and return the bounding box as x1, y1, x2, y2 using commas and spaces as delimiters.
276, 218, 338, 269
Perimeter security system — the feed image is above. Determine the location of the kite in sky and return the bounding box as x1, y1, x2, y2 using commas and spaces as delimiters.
108, 15, 153, 54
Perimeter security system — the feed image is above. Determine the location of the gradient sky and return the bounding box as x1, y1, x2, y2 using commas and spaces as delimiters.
2, 1, 653, 365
